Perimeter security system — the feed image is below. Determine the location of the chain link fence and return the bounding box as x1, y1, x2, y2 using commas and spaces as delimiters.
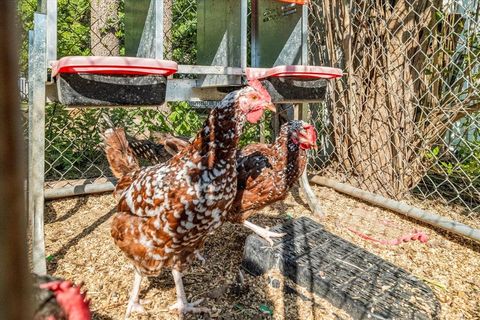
20, 0, 479, 215
19, 0, 271, 192
307, 0, 480, 216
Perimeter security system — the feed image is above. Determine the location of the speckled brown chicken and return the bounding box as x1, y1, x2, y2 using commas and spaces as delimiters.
105, 120, 317, 245
108, 81, 275, 318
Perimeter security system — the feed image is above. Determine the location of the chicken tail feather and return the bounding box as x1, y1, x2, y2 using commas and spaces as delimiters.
102, 128, 140, 179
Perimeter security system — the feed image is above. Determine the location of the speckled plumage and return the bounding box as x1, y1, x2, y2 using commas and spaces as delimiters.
109, 82, 274, 278
109, 120, 316, 226
111, 92, 242, 275
103, 81, 275, 317
128, 138, 174, 165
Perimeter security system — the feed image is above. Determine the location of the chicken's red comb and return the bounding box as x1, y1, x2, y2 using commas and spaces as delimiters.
247, 79, 272, 102
41, 280, 91, 320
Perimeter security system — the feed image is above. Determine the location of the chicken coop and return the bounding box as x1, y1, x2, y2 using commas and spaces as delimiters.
17, 0, 480, 319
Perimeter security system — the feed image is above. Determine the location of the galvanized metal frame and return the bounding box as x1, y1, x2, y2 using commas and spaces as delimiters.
29, 12, 47, 275
46, 0, 57, 64
240, 0, 248, 72
35, 1, 323, 216
298, 3, 323, 217
155, 0, 164, 59
126, 0, 164, 58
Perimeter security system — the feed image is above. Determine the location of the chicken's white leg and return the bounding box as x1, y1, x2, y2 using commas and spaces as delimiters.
299, 170, 325, 217
125, 269, 145, 319
243, 220, 286, 246
194, 250, 206, 265
169, 269, 209, 318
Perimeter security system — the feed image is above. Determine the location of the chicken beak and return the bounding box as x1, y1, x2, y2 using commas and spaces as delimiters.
265, 102, 276, 113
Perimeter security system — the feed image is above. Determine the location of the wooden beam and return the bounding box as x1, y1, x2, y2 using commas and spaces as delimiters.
0, 0, 32, 318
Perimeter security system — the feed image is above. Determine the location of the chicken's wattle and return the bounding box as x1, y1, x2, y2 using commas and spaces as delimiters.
246, 107, 265, 123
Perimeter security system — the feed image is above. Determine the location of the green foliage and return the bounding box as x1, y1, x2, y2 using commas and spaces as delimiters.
45, 104, 104, 180
18, 0, 92, 74
57, 0, 91, 57
18, 0, 36, 75
427, 123, 480, 179
171, 0, 197, 64
116, 0, 125, 55
44, 102, 206, 180
452, 140, 480, 177
167, 102, 204, 135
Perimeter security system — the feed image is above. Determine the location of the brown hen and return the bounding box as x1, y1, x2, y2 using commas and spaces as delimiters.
104, 120, 317, 246
229, 120, 317, 244
108, 81, 274, 318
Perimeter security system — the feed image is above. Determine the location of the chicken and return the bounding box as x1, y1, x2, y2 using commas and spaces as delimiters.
101, 127, 140, 180
126, 132, 191, 167
104, 120, 317, 245
99, 107, 195, 175
32, 273, 91, 320
228, 120, 318, 244
109, 80, 275, 318
101, 128, 190, 181
101, 113, 176, 170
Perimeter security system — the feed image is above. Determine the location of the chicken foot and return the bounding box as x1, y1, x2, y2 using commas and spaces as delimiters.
170, 269, 209, 318
243, 220, 286, 246
125, 269, 145, 319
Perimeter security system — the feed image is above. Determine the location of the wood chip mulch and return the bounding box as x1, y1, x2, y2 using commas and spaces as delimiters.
43, 185, 480, 320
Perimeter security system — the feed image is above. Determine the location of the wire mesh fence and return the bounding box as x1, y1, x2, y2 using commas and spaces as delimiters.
19, 0, 479, 216
307, 0, 480, 216
20, 0, 274, 192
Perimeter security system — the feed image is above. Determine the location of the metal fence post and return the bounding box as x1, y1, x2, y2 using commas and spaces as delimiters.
298, 3, 324, 217
29, 12, 47, 275
155, 0, 165, 59
46, 0, 57, 63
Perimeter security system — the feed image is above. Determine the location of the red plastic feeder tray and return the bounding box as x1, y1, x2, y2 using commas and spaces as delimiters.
51, 56, 178, 106
246, 65, 342, 102
276, 0, 309, 5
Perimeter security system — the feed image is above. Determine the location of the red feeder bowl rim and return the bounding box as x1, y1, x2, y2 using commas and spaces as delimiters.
276, 0, 309, 5
51, 56, 178, 77
246, 65, 343, 80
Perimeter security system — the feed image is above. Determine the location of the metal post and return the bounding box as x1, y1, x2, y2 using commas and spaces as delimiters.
29, 13, 47, 275
46, 0, 57, 64
155, 0, 164, 59
240, 0, 248, 72
250, 0, 259, 67
301, 3, 308, 64
298, 3, 324, 217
